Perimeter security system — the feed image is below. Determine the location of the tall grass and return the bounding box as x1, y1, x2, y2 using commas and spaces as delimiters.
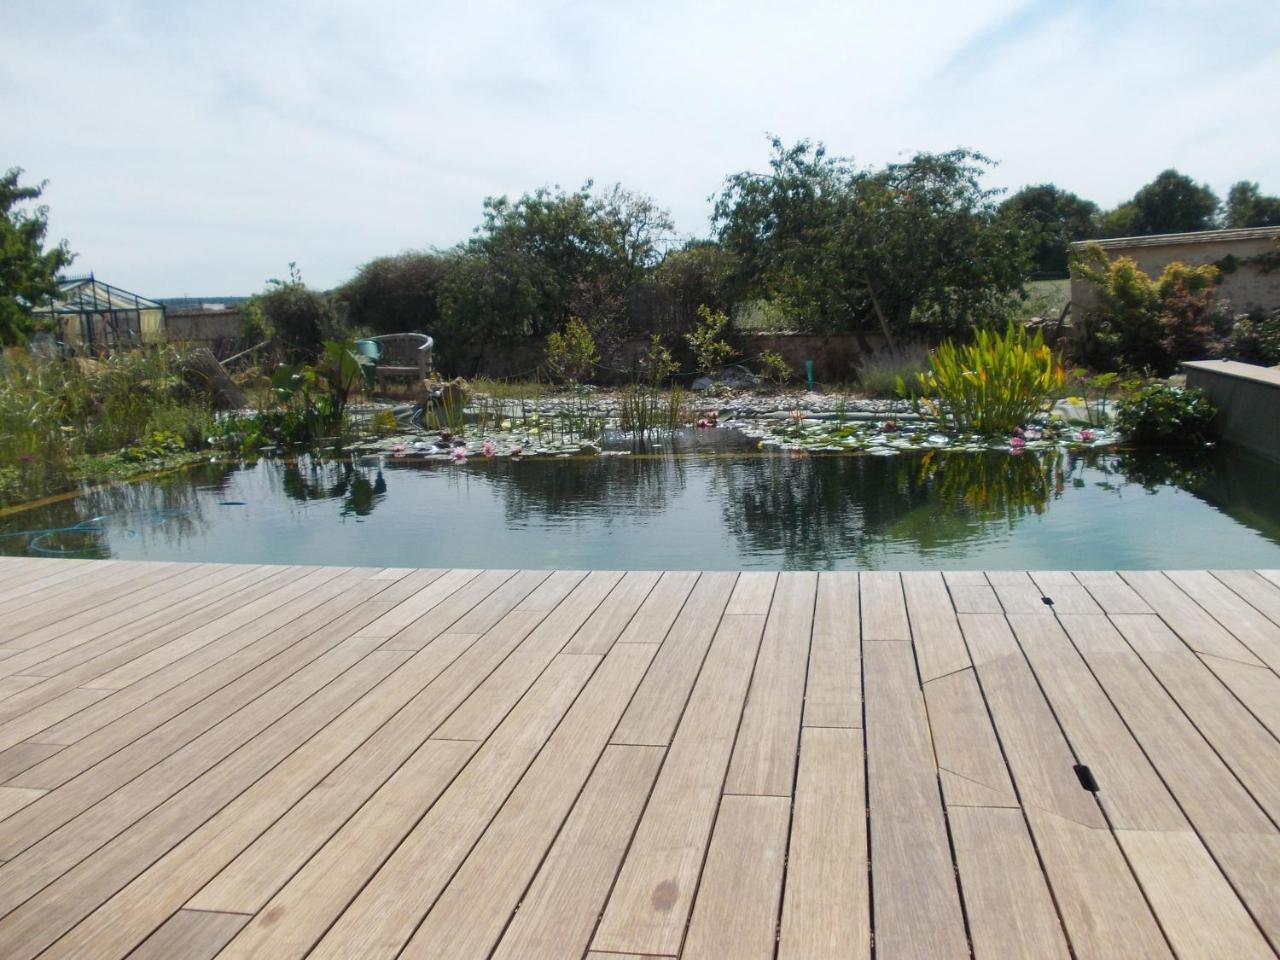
854, 343, 932, 398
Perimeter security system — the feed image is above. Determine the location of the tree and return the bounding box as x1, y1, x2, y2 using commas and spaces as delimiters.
256, 262, 333, 362
335, 251, 452, 335
652, 240, 740, 315
998, 184, 1098, 276
1099, 169, 1219, 237
713, 139, 1031, 347
0, 168, 74, 345
1224, 181, 1280, 228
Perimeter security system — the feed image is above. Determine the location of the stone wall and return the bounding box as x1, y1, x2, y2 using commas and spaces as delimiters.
165, 309, 245, 357
1070, 228, 1280, 320
1183, 360, 1280, 463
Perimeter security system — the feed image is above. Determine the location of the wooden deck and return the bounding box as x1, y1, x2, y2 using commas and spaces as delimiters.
0, 558, 1276, 959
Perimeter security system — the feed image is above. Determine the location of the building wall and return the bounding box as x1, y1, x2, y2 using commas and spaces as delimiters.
1070, 235, 1280, 318
165, 309, 245, 357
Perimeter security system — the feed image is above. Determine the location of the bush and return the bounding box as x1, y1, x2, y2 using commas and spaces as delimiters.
685, 304, 736, 376
855, 343, 932, 398
1115, 383, 1216, 445
258, 263, 335, 363
544, 317, 598, 383
756, 350, 792, 389
1223, 310, 1280, 366
898, 323, 1064, 435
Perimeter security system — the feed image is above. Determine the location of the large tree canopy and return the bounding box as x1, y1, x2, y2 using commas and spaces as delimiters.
335, 251, 452, 336
713, 139, 1031, 346
998, 184, 1098, 277
1224, 180, 1280, 228
1099, 169, 1220, 237
1, 168, 74, 345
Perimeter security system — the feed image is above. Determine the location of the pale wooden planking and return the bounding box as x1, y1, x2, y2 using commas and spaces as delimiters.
986, 570, 1054, 614
1027, 570, 1104, 614
903, 570, 971, 681
1110, 613, 1280, 828
1120, 570, 1265, 665
611, 571, 737, 746
347, 568, 475, 638
724, 570, 816, 796
399, 642, 659, 959
1198, 653, 1280, 737
723, 570, 776, 616
682, 794, 790, 960
1073, 569, 1153, 614
958, 613, 1172, 959
863, 639, 968, 959
431, 569, 623, 740
376, 567, 522, 650
0, 687, 112, 753
0, 675, 44, 702
1117, 830, 1274, 960
860, 570, 909, 640
778, 726, 869, 960
1165, 569, 1280, 672
491, 744, 664, 960
949, 806, 1071, 960
304, 654, 601, 960
1213, 568, 1280, 626
924, 668, 1018, 808
563, 569, 662, 654
616, 569, 700, 643
0, 785, 44, 820
201, 739, 475, 960
1057, 613, 1280, 945
128, 909, 248, 960
0, 742, 61, 783
49, 629, 496, 960
0, 646, 407, 960
1005, 614, 1185, 831
592, 613, 767, 957
0, 561, 131, 631
802, 570, 860, 727
944, 570, 1004, 614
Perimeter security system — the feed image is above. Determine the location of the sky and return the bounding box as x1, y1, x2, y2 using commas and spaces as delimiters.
4, 0, 1278, 297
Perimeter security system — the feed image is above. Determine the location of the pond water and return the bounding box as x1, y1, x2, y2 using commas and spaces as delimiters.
3, 431, 1280, 570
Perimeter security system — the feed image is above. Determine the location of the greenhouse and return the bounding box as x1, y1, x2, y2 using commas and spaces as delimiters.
33, 274, 166, 353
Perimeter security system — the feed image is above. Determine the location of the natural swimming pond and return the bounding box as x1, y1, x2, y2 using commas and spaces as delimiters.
3, 428, 1280, 570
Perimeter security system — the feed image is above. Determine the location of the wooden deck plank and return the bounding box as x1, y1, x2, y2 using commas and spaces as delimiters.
958, 613, 1173, 959
860, 570, 909, 640
1165, 569, 1280, 672
725, 571, 816, 796
949, 806, 1071, 960
1027, 570, 1104, 614
1072, 569, 1153, 614
802, 571, 860, 728
592, 613, 766, 957
1120, 571, 1265, 665
682, 794, 790, 960
924, 668, 1018, 809
903, 570, 971, 681
400, 642, 658, 959
986, 570, 1053, 614
375, 567, 517, 650
863, 639, 968, 959
1212, 568, 1280, 626
563, 569, 662, 654
611, 571, 737, 746
616, 569, 700, 643
944, 570, 1004, 614
1198, 653, 1280, 737
491, 744, 665, 960
128, 909, 248, 960
777, 726, 869, 960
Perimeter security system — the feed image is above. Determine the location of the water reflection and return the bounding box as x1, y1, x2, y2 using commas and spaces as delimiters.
0, 442, 1278, 569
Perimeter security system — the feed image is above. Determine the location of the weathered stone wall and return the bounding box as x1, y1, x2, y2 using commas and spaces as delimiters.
1184, 360, 1280, 463
165, 309, 245, 357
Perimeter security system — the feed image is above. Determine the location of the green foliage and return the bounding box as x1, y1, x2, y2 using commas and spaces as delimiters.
0, 168, 75, 346
1224, 181, 1280, 228
639, 334, 679, 386
1223, 310, 1280, 366
756, 350, 792, 389
713, 138, 1032, 344
239, 297, 273, 344
1115, 383, 1216, 445
685, 304, 736, 376
335, 251, 452, 335
120, 431, 186, 463
256, 338, 369, 445
544, 317, 599, 383
257, 263, 334, 362
1070, 243, 1222, 372
898, 323, 1065, 435
1098, 169, 1219, 237
652, 240, 740, 315
997, 184, 1099, 277
854, 343, 932, 398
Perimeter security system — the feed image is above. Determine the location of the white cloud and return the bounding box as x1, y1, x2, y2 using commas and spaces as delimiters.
3, 0, 1276, 295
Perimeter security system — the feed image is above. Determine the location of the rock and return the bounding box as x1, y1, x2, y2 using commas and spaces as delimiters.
692, 364, 761, 391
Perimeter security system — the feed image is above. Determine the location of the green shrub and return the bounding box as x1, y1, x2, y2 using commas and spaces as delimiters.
1223, 310, 1280, 366
756, 350, 792, 389
856, 343, 932, 398
1115, 383, 1216, 445
898, 323, 1064, 435
685, 304, 736, 376
544, 317, 598, 384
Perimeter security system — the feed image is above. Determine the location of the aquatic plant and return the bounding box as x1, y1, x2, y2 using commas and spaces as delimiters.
1115, 383, 1216, 446
898, 323, 1064, 436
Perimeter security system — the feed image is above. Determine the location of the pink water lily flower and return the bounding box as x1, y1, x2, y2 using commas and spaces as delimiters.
482, 440, 497, 456
450, 446, 467, 463
1080, 429, 1096, 442
1010, 436, 1025, 449
510, 445, 523, 458
390, 443, 405, 458
696, 417, 709, 429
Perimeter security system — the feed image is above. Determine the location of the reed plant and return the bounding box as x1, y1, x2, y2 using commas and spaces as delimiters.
898, 323, 1064, 436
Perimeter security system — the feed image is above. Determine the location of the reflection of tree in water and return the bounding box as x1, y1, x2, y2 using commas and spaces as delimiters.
481, 455, 688, 526
274, 456, 388, 518
0, 461, 235, 558
712, 450, 1076, 567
